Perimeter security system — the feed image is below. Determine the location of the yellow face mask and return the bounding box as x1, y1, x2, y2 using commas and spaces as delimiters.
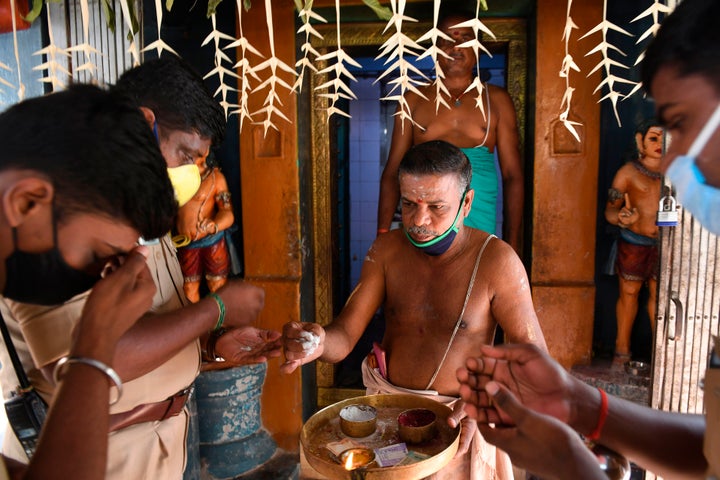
166, 164, 201, 207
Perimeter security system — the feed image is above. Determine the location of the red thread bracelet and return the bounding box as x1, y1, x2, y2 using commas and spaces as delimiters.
377, 228, 389, 234
586, 387, 608, 441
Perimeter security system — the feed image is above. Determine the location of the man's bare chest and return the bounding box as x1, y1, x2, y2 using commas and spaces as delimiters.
412, 106, 489, 145
384, 269, 487, 333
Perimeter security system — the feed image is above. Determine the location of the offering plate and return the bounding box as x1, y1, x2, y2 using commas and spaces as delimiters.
301, 394, 460, 480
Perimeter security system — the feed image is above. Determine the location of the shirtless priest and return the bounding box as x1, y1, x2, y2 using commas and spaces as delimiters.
282, 141, 546, 480
377, 7, 524, 253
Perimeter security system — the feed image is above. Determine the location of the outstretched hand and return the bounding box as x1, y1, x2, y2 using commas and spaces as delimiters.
212, 326, 282, 366
456, 343, 574, 426
477, 381, 606, 480
280, 321, 325, 374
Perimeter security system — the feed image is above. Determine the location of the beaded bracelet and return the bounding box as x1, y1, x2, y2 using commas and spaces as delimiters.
586, 387, 609, 441
208, 292, 226, 331
53, 356, 123, 405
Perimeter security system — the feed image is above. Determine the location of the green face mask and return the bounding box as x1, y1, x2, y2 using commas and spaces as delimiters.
404, 192, 466, 256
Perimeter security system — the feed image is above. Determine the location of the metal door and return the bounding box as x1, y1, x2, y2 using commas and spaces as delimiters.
649, 205, 720, 479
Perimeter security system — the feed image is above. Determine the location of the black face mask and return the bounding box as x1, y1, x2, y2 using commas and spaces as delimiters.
3, 222, 100, 306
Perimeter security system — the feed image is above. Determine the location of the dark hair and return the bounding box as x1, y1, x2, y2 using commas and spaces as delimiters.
437, 6, 479, 40
628, 119, 662, 161
635, 118, 662, 138
113, 56, 226, 146
438, 5, 475, 27
642, 0, 720, 95
0, 84, 177, 240
398, 140, 472, 192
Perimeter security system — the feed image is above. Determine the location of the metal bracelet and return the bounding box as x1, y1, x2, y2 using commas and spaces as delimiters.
53, 356, 123, 405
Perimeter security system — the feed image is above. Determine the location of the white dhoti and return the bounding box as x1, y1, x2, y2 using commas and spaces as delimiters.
362, 358, 513, 480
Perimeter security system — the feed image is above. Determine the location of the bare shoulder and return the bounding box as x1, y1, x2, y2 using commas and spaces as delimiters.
611, 162, 637, 184
484, 232, 520, 264
366, 229, 405, 264
487, 85, 518, 131
487, 84, 513, 105
403, 88, 428, 111
466, 231, 525, 288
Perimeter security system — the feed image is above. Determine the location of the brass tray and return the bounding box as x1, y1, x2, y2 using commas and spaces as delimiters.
301, 394, 460, 479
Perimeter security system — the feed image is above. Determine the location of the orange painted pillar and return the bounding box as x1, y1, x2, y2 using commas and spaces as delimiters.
532, 0, 603, 368
238, 0, 303, 450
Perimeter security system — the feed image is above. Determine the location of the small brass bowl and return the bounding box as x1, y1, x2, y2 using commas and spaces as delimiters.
339, 404, 377, 438
624, 361, 650, 377
591, 444, 630, 480
398, 408, 437, 444
339, 447, 376, 470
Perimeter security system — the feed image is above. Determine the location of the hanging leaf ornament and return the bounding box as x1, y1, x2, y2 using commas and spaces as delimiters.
557, 0, 581, 142
375, 0, 429, 132
293, 0, 327, 93
579, 0, 636, 126
249, 0, 298, 134
313, 0, 360, 121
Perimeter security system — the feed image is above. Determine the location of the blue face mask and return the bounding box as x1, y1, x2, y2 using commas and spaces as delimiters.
404, 192, 466, 256
665, 103, 720, 235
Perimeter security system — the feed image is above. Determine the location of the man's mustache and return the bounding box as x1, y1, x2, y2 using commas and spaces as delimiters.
406, 226, 440, 236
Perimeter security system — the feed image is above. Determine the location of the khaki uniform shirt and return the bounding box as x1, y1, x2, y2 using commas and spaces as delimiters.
0, 235, 200, 479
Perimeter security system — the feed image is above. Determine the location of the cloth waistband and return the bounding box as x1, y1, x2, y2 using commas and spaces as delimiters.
184, 231, 225, 249
620, 228, 658, 246
108, 386, 193, 433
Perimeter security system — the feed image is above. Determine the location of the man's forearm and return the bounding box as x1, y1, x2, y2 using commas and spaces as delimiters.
378, 177, 400, 231
568, 379, 708, 478
601, 400, 706, 478
110, 297, 221, 380
317, 327, 354, 364
27, 366, 111, 480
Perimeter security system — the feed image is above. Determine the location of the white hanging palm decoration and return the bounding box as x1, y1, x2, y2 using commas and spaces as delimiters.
202, 14, 240, 118
0, 61, 14, 96
32, 5, 71, 91
293, 0, 327, 93
118, 0, 141, 66
225, 0, 263, 130
632, 0, 673, 56
314, 0, 360, 121
579, 0, 637, 127
630, 0, 675, 96
142, 0, 179, 57
0, 1, 17, 100
375, 0, 429, 132
249, 0, 298, 134
415, 0, 453, 113
65, 0, 101, 78
8, 0, 24, 100
448, 0, 495, 118
558, 0, 581, 142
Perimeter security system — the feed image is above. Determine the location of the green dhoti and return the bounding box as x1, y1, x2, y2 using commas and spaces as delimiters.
462, 146, 498, 234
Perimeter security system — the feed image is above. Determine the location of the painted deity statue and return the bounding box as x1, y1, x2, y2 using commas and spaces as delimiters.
604, 121, 664, 367
176, 155, 234, 303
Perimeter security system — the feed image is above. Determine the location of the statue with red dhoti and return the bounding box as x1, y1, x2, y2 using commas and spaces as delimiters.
175, 155, 234, 303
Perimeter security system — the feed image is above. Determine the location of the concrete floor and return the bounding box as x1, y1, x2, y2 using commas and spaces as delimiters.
572, 357, 651, 480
